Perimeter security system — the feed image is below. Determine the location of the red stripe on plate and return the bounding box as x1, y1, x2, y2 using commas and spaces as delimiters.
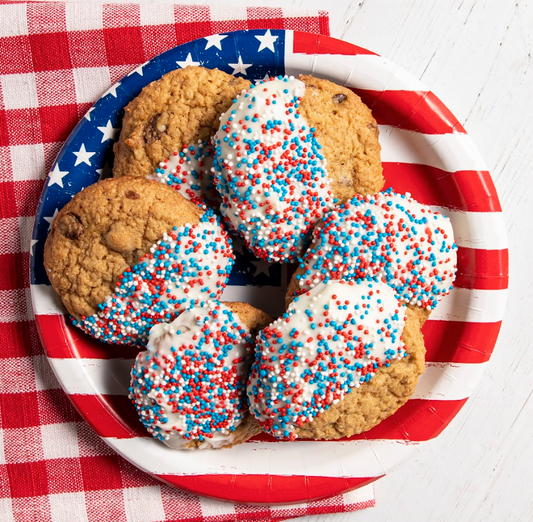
455, 247, 509, 290
293, 31, 376, 56
35, 313, 74, 358
423, 320, 502, 363
69, 394, 145, 438
158, 473, 380, 504
36, 314, 141, 359
352, 89, 466, 135
349, 398, 468, 442
382, 162, 503, 212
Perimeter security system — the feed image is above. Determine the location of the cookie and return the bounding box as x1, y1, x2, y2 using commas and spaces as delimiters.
287, 190, 457, 318
295, 306, 425, 439
113, 66, 251, 205
212, 75, 383, 263
43, 177, 234, 346
298, 74, 384, 201
130, 300, 271, 450
247, 279, 421, 440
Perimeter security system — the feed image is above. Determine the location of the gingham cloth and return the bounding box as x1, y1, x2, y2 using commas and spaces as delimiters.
0, 3, 375, 521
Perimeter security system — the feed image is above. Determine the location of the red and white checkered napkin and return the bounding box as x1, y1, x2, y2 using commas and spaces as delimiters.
0, 3, 375, 521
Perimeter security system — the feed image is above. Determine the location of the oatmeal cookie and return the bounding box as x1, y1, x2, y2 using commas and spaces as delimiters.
131, 301, 271, 450
295, 306, 425, 439
113, 66, 250, 179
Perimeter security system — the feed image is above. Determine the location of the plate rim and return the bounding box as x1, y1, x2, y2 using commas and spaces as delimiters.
30, 28, 508, 505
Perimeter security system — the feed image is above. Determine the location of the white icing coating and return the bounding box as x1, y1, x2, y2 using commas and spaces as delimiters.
129, 301, 252, 450
213, 76, 335, 263
147, 140, 220, 207
247, 279, 407, 440
296, 190, 457, 310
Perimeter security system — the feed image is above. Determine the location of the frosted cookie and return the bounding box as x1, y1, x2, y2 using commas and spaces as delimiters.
213, 75, 383, 263
43, 177, 234, 347
287, 190, 457, 323
130, 301, 271, 449
113, 66, 250, 207
247, 279, 425, 440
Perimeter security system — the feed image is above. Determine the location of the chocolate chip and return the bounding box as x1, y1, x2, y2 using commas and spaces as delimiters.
59, 213, 84, 240
332, 93, 347, 103
125, 190, 140, 200
143, 115, 161, 143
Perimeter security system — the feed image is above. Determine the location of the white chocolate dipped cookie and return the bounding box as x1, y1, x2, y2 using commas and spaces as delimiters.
288, 190, 457, 320
213, 75, 384, 263
130, 300, 270, 449
247, 279, 426, 440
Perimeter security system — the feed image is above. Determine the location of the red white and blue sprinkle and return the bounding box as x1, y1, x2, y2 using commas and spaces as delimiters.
213, 76, 336, 263
129, 300, 252, 449
247, 279, 407, 440
148, 140, 220, 208
72, 209, 234, 347
295, 190, 457, 310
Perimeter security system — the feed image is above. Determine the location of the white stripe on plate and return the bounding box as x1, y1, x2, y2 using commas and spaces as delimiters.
412, 362, 489, 401
431, 287, 507, 323
103, 436, 415, 478
379, 126, 489, 171
31, 284, 64, 315
221, 284, 287, 318
429, 207, 508, 250
285, 45, 427, 92
49, 357, 134, 396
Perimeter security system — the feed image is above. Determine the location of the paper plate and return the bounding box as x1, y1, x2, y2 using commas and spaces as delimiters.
30, 30, 508, 505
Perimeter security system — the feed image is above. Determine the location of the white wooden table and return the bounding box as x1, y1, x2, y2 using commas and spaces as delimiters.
291, 1, 531, 520
62, 0, 533, 520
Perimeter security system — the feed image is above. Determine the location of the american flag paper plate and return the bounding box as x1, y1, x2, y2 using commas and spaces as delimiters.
30, 30, 508, 505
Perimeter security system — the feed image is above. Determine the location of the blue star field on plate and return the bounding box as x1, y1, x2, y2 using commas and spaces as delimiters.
31, 30, 287, 289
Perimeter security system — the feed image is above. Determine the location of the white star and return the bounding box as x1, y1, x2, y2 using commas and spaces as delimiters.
97, 120, 120, 143
255, 30, 278, 53
128, 63, 145, 76
30, 239, 38, 256
204, 34, 228, 51
73, 144, 95, 167
229, 55, 252, 76
43, 209, 58, 230
84, 107, 95, 121
176, 53, 201, 69
48, 163, 69, 188
251, 260, 271, 277
104, 82, 120, 98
